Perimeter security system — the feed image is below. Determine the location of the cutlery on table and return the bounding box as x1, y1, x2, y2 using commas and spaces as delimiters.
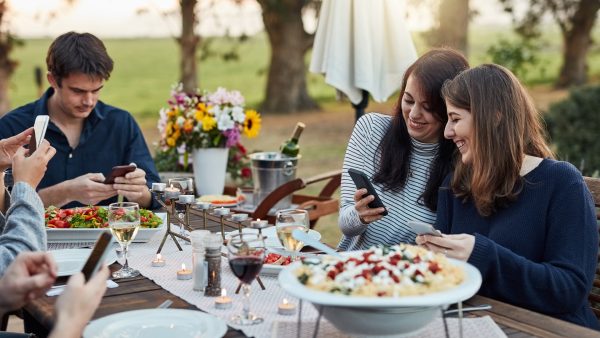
156, 299, 173, 309
291, 229, 342, 258
444, 304, 491, 315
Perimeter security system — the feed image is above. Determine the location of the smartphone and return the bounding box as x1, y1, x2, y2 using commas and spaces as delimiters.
28, 115, 50, 155
81, 231, 113, 281
104, 164, 137, 184
348, 168, 388, 216
408, 220, 442, 237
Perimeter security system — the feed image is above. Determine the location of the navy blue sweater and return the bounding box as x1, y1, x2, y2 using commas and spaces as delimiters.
436, 159, 600, 330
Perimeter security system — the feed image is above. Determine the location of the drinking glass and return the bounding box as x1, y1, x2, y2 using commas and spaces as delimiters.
168, 177, 194, 238
108, 202, 140, 278
275, 209, 309, 253
227, 233, 265, 325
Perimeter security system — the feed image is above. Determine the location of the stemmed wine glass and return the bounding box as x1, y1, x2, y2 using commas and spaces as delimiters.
227, 233, 265, 325
275, 209, 309, 258
108, 202, 140, 278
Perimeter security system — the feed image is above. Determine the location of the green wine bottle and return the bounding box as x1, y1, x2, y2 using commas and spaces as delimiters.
280, 122, 305, 157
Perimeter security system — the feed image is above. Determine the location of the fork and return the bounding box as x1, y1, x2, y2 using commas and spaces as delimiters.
157, 299, 173, 309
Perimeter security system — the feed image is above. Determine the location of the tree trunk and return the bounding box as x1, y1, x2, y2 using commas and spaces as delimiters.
179, 0, 199, 93
426, 0, 470, 56
555, 0, 599, 88
0, 0, 15, 116
258, 0, 318, 114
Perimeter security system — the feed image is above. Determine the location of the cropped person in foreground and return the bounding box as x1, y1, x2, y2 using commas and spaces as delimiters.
338, 48, 469, 250
417, 64, 600, 329
0, 129, 56, 273
0, 251, 108, 338
0, 31, 160, 209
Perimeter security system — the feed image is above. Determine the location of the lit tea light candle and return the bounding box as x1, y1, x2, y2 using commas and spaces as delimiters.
178, 194, 195, 204
151, 253, 166, 267
177, 263, 192, 280
214, 289, 233, 309
196, 201, 211, 210
231, 213, 248, 222
250, 218, 268, 229
151, 182, 166, 192
278, 298, 296, 315
213, 207, 230, 216
164, 185, 181, 200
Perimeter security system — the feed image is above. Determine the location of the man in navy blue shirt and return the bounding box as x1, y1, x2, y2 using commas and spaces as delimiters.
0, 32, 160, 209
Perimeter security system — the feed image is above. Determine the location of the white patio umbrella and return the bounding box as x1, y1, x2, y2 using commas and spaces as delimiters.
310, 0, 417, 121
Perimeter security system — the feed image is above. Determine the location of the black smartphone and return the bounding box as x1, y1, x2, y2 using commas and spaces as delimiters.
28, 115, 49, 155
348, 168, 388, 216
104, 164, 137, 184
81, 231, 113, 281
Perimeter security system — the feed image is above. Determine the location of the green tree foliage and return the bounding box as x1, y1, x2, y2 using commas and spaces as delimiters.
486, 37, 545, 81
546, 84, 600, 176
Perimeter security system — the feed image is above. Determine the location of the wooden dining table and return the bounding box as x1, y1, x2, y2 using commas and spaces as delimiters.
21, 269, 600, 338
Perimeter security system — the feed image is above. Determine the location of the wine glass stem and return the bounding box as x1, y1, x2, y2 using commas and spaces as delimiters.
242, 283, 251, 320
121, 243, 130, 271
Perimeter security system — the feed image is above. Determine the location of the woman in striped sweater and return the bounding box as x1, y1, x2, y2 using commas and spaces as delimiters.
338, 49, 468, 251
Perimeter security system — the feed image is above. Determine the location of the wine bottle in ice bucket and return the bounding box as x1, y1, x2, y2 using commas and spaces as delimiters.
280, 122, 305, 157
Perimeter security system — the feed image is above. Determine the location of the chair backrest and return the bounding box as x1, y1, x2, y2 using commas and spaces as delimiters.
584, 176, 600, 319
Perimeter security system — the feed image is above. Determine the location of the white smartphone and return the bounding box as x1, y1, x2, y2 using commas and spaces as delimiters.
29, 115, 49, 154
408, 220, 442, 237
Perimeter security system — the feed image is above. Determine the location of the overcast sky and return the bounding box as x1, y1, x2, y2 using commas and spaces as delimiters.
7, 0, 517, 39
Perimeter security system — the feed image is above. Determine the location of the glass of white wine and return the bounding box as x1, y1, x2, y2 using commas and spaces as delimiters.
108, 202, 140, 278
275, 209, 309, 255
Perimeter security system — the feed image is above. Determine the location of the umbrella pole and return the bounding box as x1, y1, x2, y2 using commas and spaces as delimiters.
352, 90, 369, 123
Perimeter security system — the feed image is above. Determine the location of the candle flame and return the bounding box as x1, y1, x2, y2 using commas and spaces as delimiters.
156, 254, 162, 260
282, 298, 288, 305
170, 184, 174, 188
221, 289, 227, 297
257, 218, 261, 222
181, 263, 186, 270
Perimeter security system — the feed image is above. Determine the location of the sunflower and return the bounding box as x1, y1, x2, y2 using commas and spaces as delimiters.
243, 109, 261, 138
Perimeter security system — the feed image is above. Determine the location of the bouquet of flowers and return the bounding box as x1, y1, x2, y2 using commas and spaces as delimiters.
157, 84, 261, 170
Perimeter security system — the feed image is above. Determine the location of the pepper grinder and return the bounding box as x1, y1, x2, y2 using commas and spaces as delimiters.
204, 233, 222, 297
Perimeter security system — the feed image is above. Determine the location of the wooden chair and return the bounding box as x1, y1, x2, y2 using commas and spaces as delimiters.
584, 176, 600, 319
227, 170, 341, 228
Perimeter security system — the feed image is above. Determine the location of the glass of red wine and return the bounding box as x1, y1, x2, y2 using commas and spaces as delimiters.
227, 233, 265, 325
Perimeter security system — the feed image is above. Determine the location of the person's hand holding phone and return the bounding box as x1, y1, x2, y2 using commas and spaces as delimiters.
0, 127, 34, 171
112, 167, 153, 208
12, 140, 56, 189
64, 173, 118, 206
353, 188, 386, 224
415, 233, 475, 261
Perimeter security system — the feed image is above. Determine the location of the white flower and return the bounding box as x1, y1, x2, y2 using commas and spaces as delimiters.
231, 106, 245, 123
157, 108, 168, 135
176, 116, 186, 127
217, 113, 235, 131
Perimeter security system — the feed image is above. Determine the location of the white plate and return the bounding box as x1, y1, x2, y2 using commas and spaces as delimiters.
47, 212, 166, 243
278, 257, 482, 307
83, 308, 227, 338
50, 248, 118, 277
225, 227, 321, 276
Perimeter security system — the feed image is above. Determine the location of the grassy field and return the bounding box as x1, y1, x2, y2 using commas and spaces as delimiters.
6, 25, 600, 246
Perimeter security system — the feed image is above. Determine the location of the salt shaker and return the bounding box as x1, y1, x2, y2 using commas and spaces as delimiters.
204, 233, 223, 297
190, 230, 210, 291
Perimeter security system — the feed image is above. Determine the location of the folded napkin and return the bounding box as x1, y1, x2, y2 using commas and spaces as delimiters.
46, 280, 119, 297
271, 316, 507, 338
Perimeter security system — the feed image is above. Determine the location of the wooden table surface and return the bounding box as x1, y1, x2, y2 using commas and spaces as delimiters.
22, 271, 600, 338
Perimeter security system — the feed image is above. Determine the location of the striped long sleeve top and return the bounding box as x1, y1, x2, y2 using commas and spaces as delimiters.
338, 113, 439, 251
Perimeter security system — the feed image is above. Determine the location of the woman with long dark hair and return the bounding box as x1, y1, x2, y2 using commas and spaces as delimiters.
417, 64, 599, 329
338, 49, 469, 250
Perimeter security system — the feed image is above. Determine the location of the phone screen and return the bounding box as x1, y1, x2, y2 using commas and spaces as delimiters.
348, 168, 388, 216
407, 220, 442, 237
81, 231, 113, 281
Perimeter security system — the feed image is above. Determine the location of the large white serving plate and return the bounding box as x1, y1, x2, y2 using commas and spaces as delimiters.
83, 309, 227, 338
47, 212, 166, 243
50, 248, 118, 277
225, 226, 321, 276
278, 257, 481, 307
278, 254, 482, 336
